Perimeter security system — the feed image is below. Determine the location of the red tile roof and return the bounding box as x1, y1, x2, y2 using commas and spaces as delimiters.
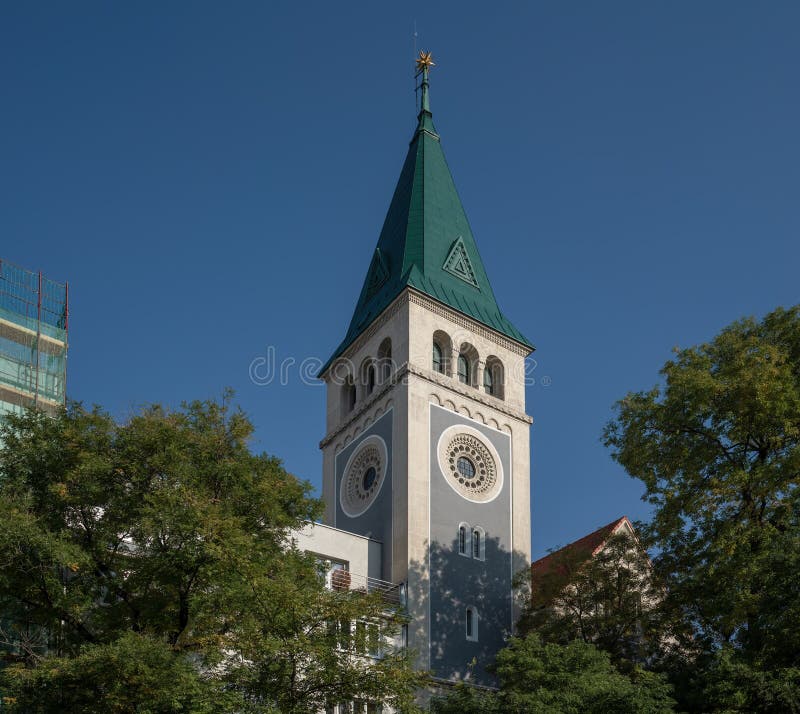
531, 516, 631, 581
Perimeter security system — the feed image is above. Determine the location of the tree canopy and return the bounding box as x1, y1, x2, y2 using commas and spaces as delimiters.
0, 396, 422, 713
604, 305, 800, 711
431, 634, 675, 714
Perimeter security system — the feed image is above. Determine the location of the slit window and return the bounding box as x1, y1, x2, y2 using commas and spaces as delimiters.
466, 607, 478, 641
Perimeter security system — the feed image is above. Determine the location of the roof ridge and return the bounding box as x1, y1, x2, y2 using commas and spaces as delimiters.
531, 516, 629, 571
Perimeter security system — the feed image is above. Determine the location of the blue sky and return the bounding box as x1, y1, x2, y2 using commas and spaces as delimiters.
2, 2, 798, 559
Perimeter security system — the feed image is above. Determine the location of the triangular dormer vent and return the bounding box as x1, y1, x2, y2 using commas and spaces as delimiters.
365, 249, 389, 298
443, 237, 479, 288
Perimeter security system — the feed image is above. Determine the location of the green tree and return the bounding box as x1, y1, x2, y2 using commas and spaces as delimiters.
3, 631, 227, 713
604, 305, 800, 711
430, 681, 500, 714
0, 397, 423, 713
431, 634, 675, 714
522, 531, 661, 667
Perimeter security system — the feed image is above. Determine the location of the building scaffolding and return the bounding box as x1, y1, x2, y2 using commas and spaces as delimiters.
0, 259, 68, 418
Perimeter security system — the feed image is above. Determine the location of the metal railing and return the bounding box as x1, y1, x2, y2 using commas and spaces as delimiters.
329, 570, 404, 606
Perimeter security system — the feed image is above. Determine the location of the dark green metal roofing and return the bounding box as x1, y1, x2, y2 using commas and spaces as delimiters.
320, 71, 532, 376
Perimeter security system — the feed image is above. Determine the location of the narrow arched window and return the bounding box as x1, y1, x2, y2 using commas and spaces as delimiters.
382, 348, 391, 381
458, 524, 468, 555
432, 342, 444, 373
367, 365, 376, 394
484, 357, 505, 400
457, 354, 470, 384
378, 338, 392, 383
483, 366, 494, 395
465, 607, 478, 641
343, 378, 356, 414
472, 529, 481, 559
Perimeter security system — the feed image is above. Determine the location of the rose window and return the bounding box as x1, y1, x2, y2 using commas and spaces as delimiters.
437, 428, 503, 502
339, 435, 387, 517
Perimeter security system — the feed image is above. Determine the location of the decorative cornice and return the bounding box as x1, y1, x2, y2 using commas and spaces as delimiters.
406, 363, 533, 424
407, 289, 532, 357
320, 360, 532, 449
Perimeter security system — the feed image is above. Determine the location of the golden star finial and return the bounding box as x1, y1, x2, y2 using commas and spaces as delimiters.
415, 50, 435, 73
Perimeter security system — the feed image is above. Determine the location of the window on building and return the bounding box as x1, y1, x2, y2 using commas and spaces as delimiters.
344, 378, 356, 413
362, 466, 377, 492
472, 528, 482, 560
338, 619, 352, 650
483, 366, 494, 395
432, 341, 444, 373
355, 621, 367, 653
378, 338, 392, 383
457, 354, 470, 384
466, 607, 478, 641
458, 523, 469, 556
350, 703, 381, 714
367, 365, 376, 394
326, 560, 350, 591
484, 357, 505, 399
432, 330, 452, 375
457, 457, 476, 479
367, 623, 381, 658
351, 620, 380, 658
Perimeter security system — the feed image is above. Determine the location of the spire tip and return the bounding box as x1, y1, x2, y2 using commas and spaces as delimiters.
415, 50, 435, 74
415, 51, 434, 116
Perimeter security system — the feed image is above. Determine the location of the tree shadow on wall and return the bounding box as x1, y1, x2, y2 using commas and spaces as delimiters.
407, 535, 529, 688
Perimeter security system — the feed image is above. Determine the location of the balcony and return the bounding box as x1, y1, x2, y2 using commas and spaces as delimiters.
328, 569, 404, 606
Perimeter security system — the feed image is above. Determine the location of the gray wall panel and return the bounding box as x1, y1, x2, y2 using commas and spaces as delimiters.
334, 410, 393, 581
428, 404, 512, 686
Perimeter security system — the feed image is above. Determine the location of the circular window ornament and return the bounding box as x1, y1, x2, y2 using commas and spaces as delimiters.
339, 435, 388, 517
437, 425, 504, 503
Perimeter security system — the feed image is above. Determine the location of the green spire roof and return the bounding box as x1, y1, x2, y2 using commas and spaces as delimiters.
321, 63, 532, 375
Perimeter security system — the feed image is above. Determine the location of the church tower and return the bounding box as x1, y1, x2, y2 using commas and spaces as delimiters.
318, 53, 533, 686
